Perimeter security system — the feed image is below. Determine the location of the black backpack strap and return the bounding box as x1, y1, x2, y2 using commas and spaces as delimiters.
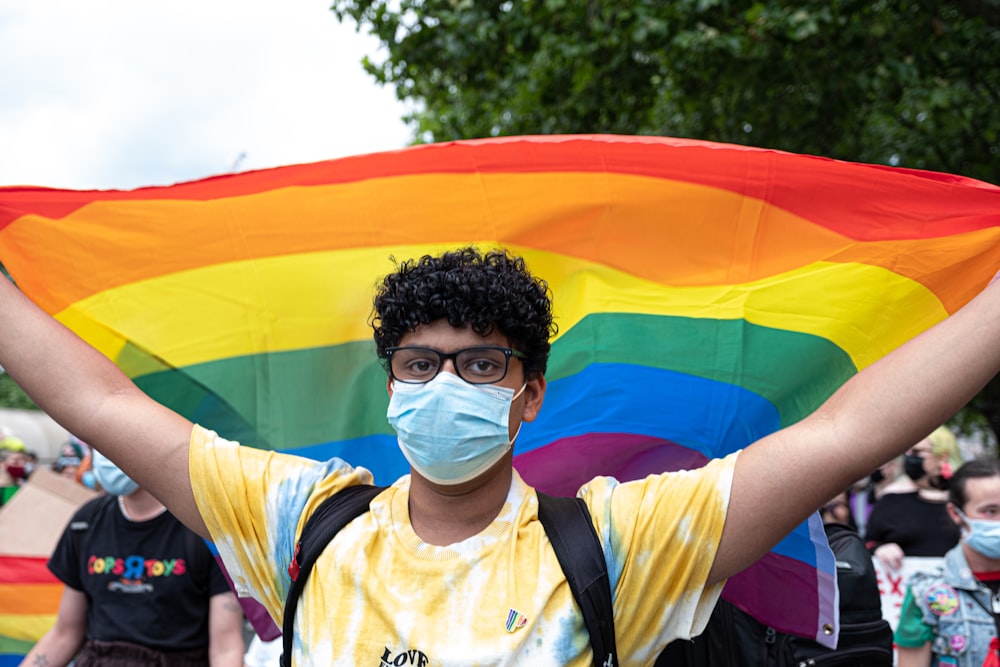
280, 484, 386, 667
537, 492, 618, 667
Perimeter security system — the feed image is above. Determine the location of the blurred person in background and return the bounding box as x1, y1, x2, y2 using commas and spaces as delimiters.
0, 435, 28, 504
895, 459, 1000, 667
821, 489, 857, 529
850, 455, 907, 539
865, 426, 964, 570
52, 437, 85, 481
22, 451, 244, 666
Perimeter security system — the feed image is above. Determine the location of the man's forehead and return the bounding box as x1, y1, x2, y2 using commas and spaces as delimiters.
400, 320, 509, 348
964, 475, 1000, 505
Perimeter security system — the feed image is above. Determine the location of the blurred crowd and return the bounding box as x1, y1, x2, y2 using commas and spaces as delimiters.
0, 427, 94, 505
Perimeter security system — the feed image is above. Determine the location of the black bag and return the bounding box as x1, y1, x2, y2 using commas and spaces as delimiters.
280, 485, 618, 667
656, 522, 893, 666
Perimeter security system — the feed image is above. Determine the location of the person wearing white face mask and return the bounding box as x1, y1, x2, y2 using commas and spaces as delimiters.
22, 451, 245, 667
2, 247, 1000, 666
895, 460, 1000, 667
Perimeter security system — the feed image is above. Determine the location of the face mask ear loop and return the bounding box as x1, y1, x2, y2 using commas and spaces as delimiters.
512, 383, 528, 401
507, 383, 529, 446
954, 507, 976, 537
507, 422, 522, 447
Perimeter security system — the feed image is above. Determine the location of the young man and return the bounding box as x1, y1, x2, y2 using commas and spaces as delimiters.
1, 247, 998, 665
895, 459, 1000, 667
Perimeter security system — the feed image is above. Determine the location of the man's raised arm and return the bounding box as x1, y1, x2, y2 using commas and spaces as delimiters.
0, 275, 207, 537
708, 273, 1000, 585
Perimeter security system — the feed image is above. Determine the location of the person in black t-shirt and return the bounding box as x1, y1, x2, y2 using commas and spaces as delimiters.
22, 451, 245, 667
865, 426, 963, 571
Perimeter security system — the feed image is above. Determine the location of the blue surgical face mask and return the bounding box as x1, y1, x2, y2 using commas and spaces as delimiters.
91, 451, 139, 497
956, 508, 1000, 560
387, 372, 525, 486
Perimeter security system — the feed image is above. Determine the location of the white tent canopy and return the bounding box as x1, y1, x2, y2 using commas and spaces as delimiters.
0, 408, 71, 462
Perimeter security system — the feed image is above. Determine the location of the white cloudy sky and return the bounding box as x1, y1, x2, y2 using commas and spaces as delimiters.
0, 0, 413, 191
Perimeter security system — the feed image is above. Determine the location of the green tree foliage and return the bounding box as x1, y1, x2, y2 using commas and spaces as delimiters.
333, 0, 1000, 448
0, 372, 36, 410
333, 0, 999, 183
0, 265, 36, 409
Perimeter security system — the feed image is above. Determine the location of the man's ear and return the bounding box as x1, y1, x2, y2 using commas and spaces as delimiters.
520, 374, 546, 423
386, 376, 393, 397
946, 502, 965, 527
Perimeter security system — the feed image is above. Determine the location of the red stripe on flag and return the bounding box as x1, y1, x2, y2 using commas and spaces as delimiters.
0, 556, 54, 584
2, 136, 998, 238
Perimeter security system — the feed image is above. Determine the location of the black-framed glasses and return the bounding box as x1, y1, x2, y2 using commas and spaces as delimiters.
386, 346, 526, 385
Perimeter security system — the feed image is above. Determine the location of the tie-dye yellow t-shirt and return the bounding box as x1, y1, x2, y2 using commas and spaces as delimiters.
190, 425, 735, 666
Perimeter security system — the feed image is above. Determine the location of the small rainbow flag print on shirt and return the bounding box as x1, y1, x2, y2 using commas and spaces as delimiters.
506, 608, 528, 633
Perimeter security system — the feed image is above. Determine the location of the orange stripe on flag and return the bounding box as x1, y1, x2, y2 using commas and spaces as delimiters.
0, 582, 63, 615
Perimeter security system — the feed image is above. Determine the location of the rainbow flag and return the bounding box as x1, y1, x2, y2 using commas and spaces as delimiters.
0, 555, 61, 666
1, 135, 998, 648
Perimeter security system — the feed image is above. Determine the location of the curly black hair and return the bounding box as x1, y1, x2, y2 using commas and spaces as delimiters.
371, 247, 557, 377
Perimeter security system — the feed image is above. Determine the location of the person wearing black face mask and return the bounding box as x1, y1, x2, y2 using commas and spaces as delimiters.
904, 451, 952, 491
865, 426, 963, 571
